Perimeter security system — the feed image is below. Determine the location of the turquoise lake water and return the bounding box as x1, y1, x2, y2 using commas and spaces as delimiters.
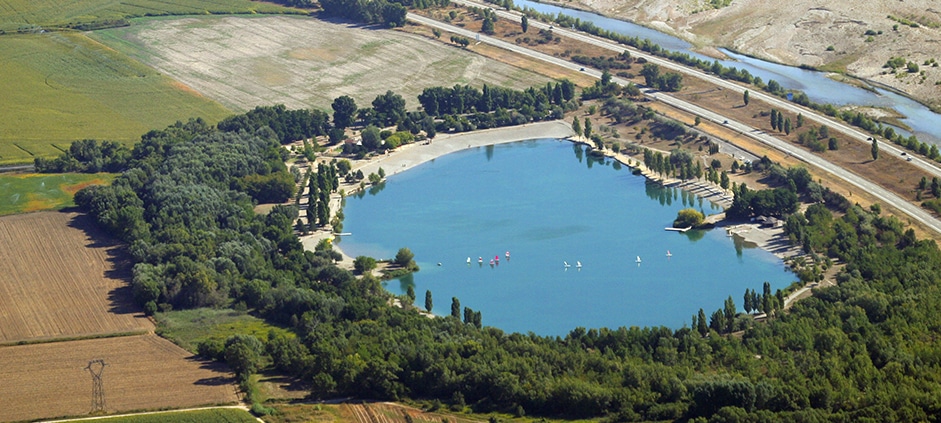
339, 140, 794, 336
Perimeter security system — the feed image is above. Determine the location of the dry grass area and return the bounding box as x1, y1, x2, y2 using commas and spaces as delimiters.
93, 15, 551, 112
0, 333, 238, 422
342, 403, 484, 423
0, 211, 153, 343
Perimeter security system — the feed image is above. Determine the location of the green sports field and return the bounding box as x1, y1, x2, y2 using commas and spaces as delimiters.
0, 32, 232, 164
0, 0, 299, 32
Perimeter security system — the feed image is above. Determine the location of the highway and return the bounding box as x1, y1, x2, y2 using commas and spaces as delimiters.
445, 0, 941, 181
406, 11, 941, 235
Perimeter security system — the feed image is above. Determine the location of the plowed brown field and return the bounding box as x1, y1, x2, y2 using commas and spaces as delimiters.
0, 211, 152, 343
0, 333, 238, 422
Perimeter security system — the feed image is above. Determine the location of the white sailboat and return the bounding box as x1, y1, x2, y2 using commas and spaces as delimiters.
635, 256, 642, 264
666, 250, 672, 258
563, 261, 571, 268
576, 261, 582, 268
467, 257, 471, 264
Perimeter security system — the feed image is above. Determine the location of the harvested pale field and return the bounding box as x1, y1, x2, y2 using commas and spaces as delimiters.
0, 211, 152, 343
0, 333, 238, 422
92, 15, 550, 112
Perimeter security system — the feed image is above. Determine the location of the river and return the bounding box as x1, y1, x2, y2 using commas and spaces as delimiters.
339, 140, 794, 336
514, 0, 941, 145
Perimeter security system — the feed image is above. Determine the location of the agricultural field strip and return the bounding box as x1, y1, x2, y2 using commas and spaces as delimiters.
94, 15, 549, 113
0, 32, 231, 164
0, 333, 238, 422
0, 212, 152, 342
0, 0, 295, 31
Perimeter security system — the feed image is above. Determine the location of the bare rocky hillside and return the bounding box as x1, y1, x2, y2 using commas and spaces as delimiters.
548, 0, 941, 110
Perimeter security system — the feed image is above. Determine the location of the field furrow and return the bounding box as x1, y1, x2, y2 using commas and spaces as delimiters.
0, 211, 152, 343
0, 333, 238, 422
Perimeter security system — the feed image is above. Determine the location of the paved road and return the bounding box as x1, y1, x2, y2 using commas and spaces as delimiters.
446, 0, 941, 180
407, 12, 941, 235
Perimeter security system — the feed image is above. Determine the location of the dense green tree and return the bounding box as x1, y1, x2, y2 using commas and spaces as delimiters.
783, 117, 791, 135
641, 63, 661, 87
872, 138, 879, 160
354, 256, 377, 274
572, 116, 582, 137
425, 290, 433, 312
224, 334, 265, 381
451, 297, 461, 319
395, 247, 415, 268
361, 125, 381, 150
406, 285, 416, 304
584, 118, 592, 140
371, 91, 407, 127
674, 208, 704, 228
743, 90, 750, 106
697, 308, 708, 336
770, 109, 778, 131
332, 95, 358, 129
481, 17, 495, 34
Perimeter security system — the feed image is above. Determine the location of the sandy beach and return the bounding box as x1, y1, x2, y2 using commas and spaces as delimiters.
298, 119, 799, 267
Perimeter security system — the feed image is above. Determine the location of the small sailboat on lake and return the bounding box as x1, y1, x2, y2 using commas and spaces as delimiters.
666, 250, 672, 258
576, 261, 582, 269
635, 256, 642, 264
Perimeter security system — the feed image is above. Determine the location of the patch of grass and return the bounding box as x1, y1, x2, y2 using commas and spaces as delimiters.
923, 198, 941, 215
265, 403, 342, 423
0, 32, 231, 165
0, 172, 115, 215
83, 408, 256, 423
0, 0, 301, 32
155, 308, 295, 353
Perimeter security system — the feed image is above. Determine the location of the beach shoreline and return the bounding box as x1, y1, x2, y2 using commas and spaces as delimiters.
299, 120, 799, 266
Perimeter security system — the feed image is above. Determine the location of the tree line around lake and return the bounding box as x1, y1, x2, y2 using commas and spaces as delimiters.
37, 76, 941, 420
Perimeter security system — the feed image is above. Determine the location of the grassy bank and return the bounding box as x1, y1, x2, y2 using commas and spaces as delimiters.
155, 308, 295, 353
0, 172, 115, 215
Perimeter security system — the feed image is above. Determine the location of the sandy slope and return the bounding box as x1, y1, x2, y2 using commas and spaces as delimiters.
544, 0, 941, 109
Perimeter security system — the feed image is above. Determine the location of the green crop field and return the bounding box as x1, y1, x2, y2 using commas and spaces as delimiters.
155, 308, 296, 353
0, 172, 115, 215
81, 408, 257, 423
0, 0, 300, 32
0, 32, 232, 165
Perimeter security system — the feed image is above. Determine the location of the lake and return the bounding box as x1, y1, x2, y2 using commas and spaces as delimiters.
339, 140, 794, 336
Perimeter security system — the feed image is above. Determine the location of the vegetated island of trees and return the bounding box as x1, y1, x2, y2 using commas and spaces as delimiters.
44, 76, 941, 420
